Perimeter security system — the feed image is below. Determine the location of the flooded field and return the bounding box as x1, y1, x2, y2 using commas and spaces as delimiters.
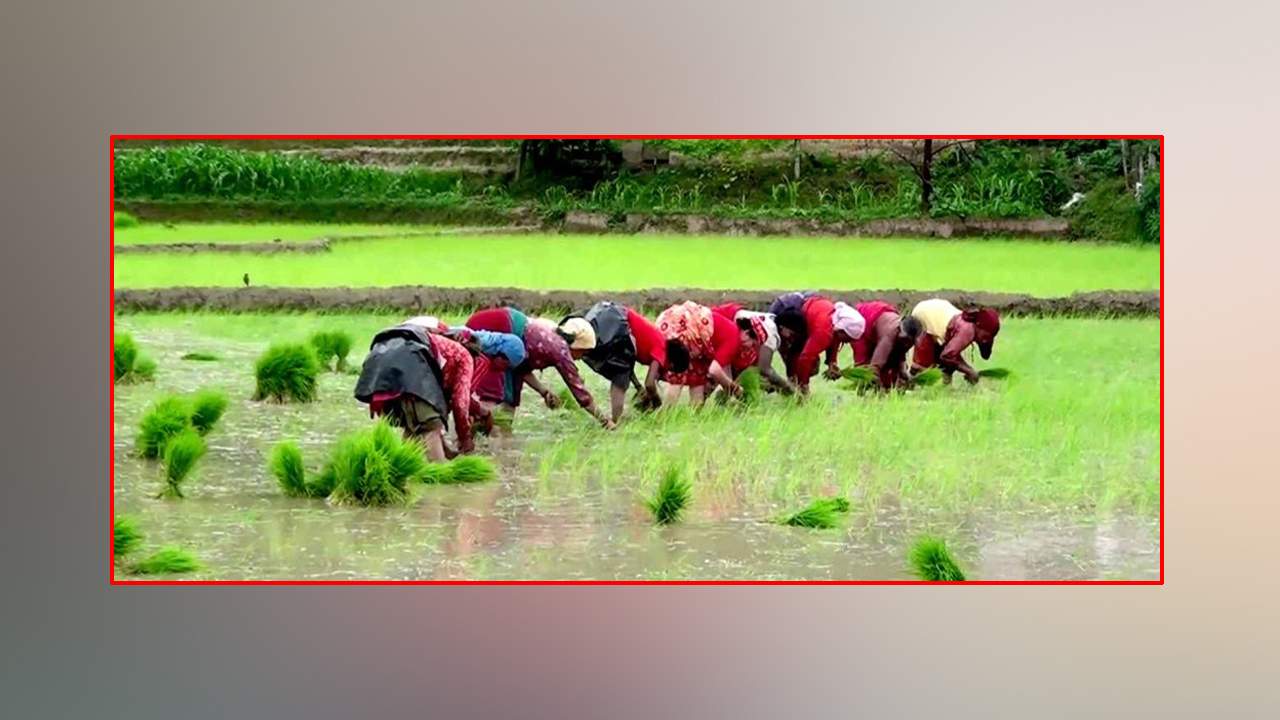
113, 314, 1161, 582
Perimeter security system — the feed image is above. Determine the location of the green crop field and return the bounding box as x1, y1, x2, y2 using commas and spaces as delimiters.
113, 233, 1161, 295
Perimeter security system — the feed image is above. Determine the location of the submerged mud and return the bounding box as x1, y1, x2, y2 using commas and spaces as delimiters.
113, 286, 1161, 317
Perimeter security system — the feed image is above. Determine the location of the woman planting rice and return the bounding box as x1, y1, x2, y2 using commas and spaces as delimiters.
464, 306, 530, 407
570, 301, 669, 422
710, 303, 797, 395
354, 322, 499, 461
520, 316, 615, 429
442, 327, 526, 434
655, 301, 742, 406
908, 298, 1002, 385
851, 300, 925, 390
768, 292, 868, 394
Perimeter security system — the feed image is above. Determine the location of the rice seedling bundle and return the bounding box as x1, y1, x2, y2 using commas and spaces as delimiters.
737, 367, 763, 406
912, 368, 944, 387
253, 343, 320, 403
978, 367, 1013, 379
646, 465, 692, 526
446, 456, 497, 484
188, 390, 228, 436
908, 536, 967, 581
321, 421, 427, 506
113, 211, 140, 228
270, 441, 310, 497
776, 499, 842, 529
310, 330, 354, 372
181, 352, 221, 362
114, 333, 156, 384
160, 429, 207, 499
136, 397, 193, 459
113, 516, 144, 558
130, 547, 202, 575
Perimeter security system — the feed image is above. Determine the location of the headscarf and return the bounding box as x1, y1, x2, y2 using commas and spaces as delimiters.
656, 301, 715, 358
403, 315, 448, 333
558, 317, 597, 351
967, 309, 1001, 359
831, 302, 866, 339
470, 330, 527, 367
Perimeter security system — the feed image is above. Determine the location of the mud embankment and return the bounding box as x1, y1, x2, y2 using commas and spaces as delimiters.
563, 211, 1070, 239
116, 201, 1072, 239
114, 240, 332, 254
114, 287, 1160, 318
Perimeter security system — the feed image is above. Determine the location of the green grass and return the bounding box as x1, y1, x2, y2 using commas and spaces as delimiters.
908, 536, 967, 581
112, 234, 1160, 295
114, 211, 140, 228
113, 222, 438, 244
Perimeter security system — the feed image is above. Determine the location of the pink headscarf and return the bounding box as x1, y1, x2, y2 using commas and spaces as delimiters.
831, 302, 866, 339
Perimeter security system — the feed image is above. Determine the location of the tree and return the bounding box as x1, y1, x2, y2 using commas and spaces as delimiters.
887, 139, 976, 213
513, 140, 621, 188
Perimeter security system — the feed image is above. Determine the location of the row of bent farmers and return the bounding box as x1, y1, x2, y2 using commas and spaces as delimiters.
354, 293, 1003, 461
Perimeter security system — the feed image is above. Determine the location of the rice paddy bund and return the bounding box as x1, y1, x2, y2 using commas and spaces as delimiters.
112, 308, 1160, 582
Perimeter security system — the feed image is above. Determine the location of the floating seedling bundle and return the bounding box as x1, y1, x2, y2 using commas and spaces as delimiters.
136, 390, 229, 460
113, 515, 201, 577
775, 496, 852, 529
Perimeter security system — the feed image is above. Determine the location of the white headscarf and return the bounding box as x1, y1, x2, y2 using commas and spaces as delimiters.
831, 302, 866, 339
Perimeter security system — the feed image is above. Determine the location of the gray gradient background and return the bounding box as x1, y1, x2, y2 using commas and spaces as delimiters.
0, 0, 1261, 716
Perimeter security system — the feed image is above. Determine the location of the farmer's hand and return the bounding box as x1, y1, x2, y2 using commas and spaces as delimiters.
824, 364, 842, 381
730, 382, 744, 397
965, 371, 980, 385
543, 391, 562, 410
599, 414, 617, 431
458, 438, 475, 456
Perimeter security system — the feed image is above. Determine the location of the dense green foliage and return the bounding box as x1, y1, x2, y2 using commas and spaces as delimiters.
253, 343, 320, 403
113, 139, 1160, 242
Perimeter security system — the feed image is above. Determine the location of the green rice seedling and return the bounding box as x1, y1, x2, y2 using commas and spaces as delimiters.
776, 499, 839, 529
136, 396, 192, 459
840, 366, 877, 384
188, 390, 228, 436
253, 342, 320, 403
737, 367, 763, 406
556, 387, 575, 409
114, 333, 157, 384
908, 536, 967, 581
130, 546, 202, 575
978, 367, 1013, 380
912, 368, 944, 387
270, 441, 309, 497
419, 462, 455, 484
322, 420, 426, 506
815, 497, 851, 514
310, 330, 354, 371
491, 409, 515, 430
181, 352, 221, 362
113, 516, 144, 558
159, 429, 206, 499
646, 464, 692, 526
446, 455, 497, 484
114, 211, 139, 229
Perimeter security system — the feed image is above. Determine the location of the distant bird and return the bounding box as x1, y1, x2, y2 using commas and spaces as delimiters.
243, 273, 250, 287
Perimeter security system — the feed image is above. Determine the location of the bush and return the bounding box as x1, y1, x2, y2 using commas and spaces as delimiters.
136, 397, 193, 459
309, 330, 354, 372
1067, 178, 1142, 244
253, 343, 320, 403
114, 211, 139, 228
1138, 172, 1161, 244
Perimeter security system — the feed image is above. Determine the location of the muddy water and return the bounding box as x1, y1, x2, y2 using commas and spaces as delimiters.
113, 322, 1160, 582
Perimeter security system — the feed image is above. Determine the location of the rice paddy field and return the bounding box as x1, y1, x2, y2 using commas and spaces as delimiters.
112, 226, 1162, 583
112, 223, 1161, 295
